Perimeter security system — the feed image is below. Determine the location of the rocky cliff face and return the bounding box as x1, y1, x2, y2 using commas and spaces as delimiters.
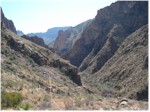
53, 20, 92, 54
64, 1, 148, 72
82, 25, 148, 101
1, 8, 17, 34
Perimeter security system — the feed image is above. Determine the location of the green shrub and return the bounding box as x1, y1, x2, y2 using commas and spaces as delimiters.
19, 102, 32, 110
1, 92, 23, 109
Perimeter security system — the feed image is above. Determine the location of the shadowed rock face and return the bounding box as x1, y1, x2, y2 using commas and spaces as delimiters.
21, 35, 56, 52
51, 59, 82, 86
53, 20, 92, 54
63, 1, 148, 73
21, 35, 46, 48
1, 8, 17, 34
136, 86, 148, 101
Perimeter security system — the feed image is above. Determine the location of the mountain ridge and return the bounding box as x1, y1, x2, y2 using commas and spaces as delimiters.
1, 8, 17, 34
63, 1, 148, 72
27, 27, 70, 44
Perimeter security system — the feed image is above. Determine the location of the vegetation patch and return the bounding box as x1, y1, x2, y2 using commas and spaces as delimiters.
18, 102, 32, 110
1, 92, 23, 109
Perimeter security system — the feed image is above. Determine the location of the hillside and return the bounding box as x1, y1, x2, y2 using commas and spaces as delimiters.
1, 25, 87, 110
81, 24, 148, 101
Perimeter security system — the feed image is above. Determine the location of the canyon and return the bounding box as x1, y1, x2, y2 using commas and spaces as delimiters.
1, 1, 148, 110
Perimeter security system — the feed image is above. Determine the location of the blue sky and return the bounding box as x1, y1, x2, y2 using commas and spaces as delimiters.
1, 0, 116, 34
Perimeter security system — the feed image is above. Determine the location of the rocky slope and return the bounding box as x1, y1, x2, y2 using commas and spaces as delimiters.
1, 8, 17, 34
27, 27, 69, 44
1, 25, 88, 110
81, 24, 148, 101
52, 20, 92, 54
64, 1, 148, 72
21, 35, 49, 49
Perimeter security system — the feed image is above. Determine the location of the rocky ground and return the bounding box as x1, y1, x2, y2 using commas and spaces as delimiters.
4, 95, 148, 110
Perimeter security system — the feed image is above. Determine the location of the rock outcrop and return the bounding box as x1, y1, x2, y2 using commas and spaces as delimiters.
63, 1, 148, 72
1, 8, 17, 34
53, 20, 92, 54
21, 35, 47, 48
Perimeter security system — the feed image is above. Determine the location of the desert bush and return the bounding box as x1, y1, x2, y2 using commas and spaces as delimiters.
1, 92, 23, 109
19, 102, 32, 110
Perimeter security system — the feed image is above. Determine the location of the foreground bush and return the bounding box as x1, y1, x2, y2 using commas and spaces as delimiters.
19, 102, 32, 110
1, 92, 23, 109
